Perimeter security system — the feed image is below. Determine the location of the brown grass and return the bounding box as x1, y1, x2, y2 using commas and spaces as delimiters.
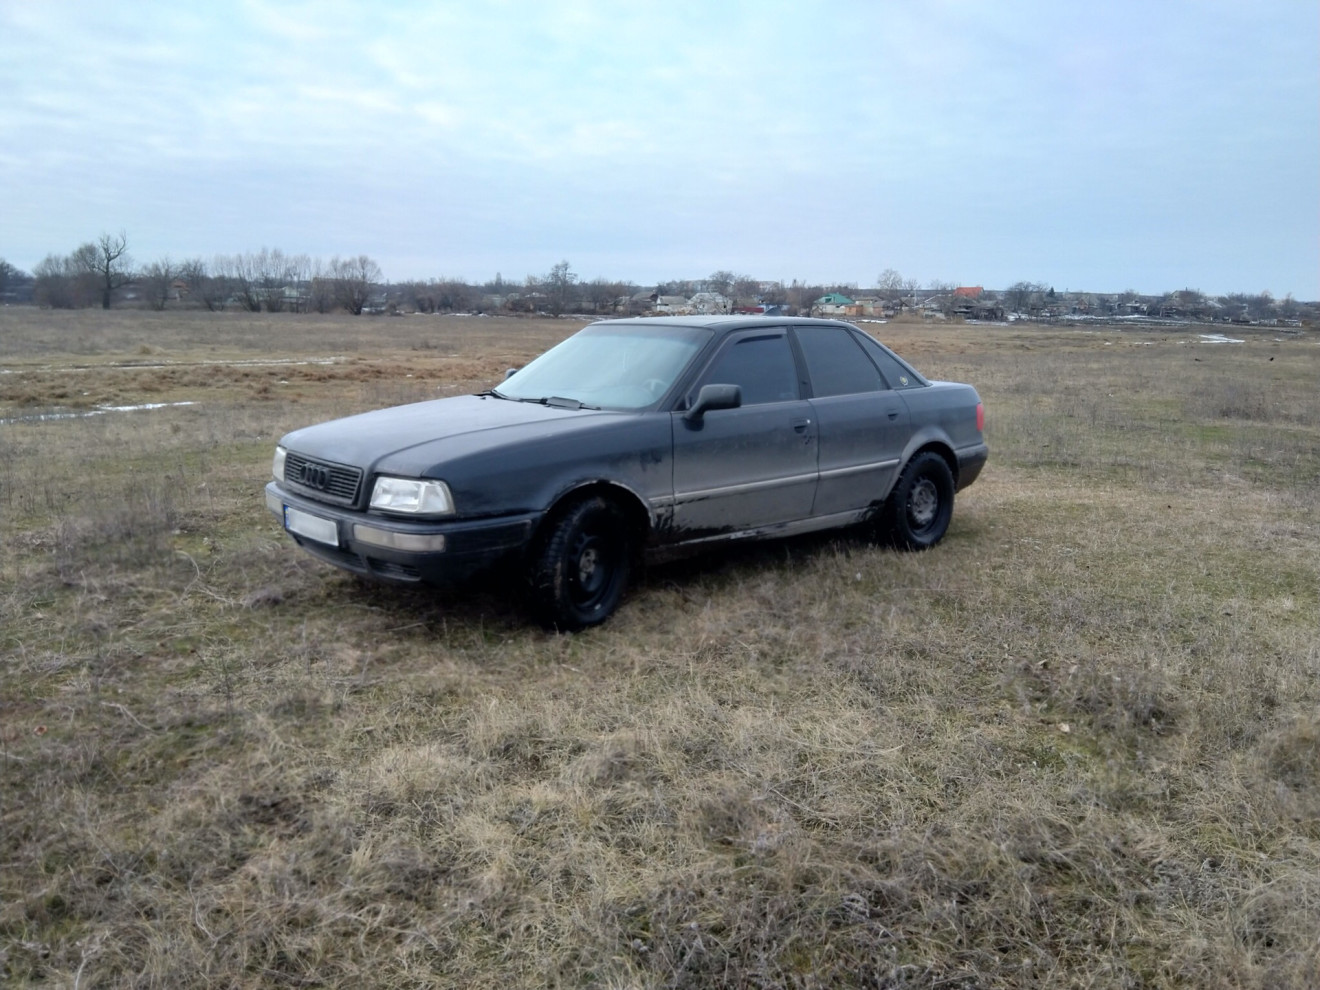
2, 310, 1318, 988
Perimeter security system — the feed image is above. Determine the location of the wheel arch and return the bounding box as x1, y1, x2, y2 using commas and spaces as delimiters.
534, 480, 653, 556
901, 436, 959, 487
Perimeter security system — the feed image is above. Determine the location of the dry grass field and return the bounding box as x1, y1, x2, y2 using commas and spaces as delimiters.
2, 308, 1318, 988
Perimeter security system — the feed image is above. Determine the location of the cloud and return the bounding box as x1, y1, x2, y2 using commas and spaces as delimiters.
1, 0, 1315, 294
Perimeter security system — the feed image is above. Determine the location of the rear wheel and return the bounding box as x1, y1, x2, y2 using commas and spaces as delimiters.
879, 452, 955, 550
527, 496, 631, 631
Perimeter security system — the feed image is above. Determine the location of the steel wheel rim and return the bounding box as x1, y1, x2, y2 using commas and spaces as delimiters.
569, 530, 614, 607
908, 478, 939, 529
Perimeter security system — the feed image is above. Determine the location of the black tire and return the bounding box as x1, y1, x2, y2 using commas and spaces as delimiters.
527, 496, 631, 631
879, 452, 955, 550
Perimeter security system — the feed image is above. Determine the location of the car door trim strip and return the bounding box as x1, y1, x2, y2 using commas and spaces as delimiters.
818, 457, 900, 481
671, 470, 819, 505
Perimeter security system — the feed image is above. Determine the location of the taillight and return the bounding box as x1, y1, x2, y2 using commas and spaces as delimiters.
976, 402, 985, 433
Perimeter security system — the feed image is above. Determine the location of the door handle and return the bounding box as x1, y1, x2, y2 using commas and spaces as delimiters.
887, 410, 899, 420
792, 418, 812, 433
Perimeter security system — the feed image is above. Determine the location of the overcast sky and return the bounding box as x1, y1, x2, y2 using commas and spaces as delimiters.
2, 0, 1316, 297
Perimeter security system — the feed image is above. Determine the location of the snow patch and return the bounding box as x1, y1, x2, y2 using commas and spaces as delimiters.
0, 401, 198, 425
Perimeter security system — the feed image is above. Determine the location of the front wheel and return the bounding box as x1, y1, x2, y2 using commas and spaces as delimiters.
527, 496, 632, 631
879, 452, 955, 550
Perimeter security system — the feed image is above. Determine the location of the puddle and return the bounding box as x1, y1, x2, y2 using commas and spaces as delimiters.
0, 401, 198, 425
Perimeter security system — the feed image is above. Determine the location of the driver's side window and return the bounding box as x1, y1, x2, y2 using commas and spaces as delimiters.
697, 334, 799, 405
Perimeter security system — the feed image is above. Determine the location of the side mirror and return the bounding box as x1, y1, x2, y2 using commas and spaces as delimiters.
684, 383, 741, 423
504, 368, 518, 380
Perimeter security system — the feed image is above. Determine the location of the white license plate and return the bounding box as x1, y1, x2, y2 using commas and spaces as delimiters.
284, 505, 339, 546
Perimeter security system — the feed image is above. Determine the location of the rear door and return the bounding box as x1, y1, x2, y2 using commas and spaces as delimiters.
794, 325, 911, 515
670, 329, 818, 537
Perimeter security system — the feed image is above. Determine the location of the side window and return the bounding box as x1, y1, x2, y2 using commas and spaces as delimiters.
795, 326, 885, 397
699, 333, 799, 405
852, 332, 926, 389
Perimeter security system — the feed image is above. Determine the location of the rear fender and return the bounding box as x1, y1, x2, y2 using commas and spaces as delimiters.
898, 429, 959, 485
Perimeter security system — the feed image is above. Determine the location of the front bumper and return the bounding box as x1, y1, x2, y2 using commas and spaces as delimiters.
266, 482, 539, 585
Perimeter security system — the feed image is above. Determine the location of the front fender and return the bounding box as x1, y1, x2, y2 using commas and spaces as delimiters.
428, 414, 675, 523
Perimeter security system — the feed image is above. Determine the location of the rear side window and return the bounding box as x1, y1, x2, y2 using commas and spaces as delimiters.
795, 326, 885, 397
852, 332, 927, 389
699, 333, 799, 405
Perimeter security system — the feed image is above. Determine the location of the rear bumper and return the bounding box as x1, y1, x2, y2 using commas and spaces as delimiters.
266, 482, 538, 585
955, 443, 988, 491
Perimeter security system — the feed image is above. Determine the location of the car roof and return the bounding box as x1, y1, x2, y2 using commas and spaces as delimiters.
589, 315, 857, 332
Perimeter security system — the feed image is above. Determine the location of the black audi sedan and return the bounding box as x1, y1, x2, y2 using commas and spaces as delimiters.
266, 316, 987, 629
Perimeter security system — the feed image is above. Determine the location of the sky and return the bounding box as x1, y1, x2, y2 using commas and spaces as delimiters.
1, 0, 1317, 298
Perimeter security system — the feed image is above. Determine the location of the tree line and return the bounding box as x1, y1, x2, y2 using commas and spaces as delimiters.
0, 235, 1311, 323
4, 236, 383, 315
0, 238, 844, 318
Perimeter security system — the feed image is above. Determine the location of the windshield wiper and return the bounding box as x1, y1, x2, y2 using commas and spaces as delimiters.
485, 390, 599, 410
542, 395, 599, 410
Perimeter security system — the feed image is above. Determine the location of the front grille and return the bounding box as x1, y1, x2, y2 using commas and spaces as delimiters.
285, 452, 362, 506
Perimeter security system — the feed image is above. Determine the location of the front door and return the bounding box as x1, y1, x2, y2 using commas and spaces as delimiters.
671, 330, 818, 538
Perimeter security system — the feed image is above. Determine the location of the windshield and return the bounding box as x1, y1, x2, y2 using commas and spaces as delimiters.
496, 324, 712, 411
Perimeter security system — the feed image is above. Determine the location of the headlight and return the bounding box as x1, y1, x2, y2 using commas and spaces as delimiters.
369, 476, 455, 516
272, 446, 287, 482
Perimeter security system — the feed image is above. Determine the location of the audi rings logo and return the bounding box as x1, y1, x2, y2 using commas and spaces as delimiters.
301, 463, 330, 490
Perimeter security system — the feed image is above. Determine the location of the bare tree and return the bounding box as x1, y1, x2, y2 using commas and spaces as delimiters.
582, 278, 632, 315
0, 257, 13, 299
189, 257, 231, 311
33, 250, 98, 308
760, 280, 789, 309
406, 278, 475, 314
705, 270, 735, 298
1219, 292, 1250, 321
877, 268, 904, 300
78, 232, 133, 309
142, 257, 177, 311
306, 258, 337, 313
728, 275, 760, 308
255, 248, 284, 312
878, 269, 918, 312
250, 247, 305, 312
1246, 291, 1276, 322
332, 255, 382, 315
174, 258, 216, 310
286, 253, 311, 312
33, 254, 76, 308
543, 260, 578, 316
219, 253, 262, 312
408, 280, 436, 314
437, 279, 475, 313
1004, 281, 1048, 315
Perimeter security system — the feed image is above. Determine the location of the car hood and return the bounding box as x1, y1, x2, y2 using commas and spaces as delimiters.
279, 393, 625, 472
